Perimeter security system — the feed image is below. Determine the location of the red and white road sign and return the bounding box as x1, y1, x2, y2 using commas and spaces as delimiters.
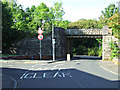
38, 29, 43, 35
38, 35, 43, 40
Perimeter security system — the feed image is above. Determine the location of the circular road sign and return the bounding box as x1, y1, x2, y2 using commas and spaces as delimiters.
38, 35, 43, 40
38, 29, 43, 35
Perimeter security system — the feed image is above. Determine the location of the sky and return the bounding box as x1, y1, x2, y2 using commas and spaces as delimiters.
16, 0, 119, 22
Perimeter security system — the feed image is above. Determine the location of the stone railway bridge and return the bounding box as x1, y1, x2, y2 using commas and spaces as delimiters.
65, 26, 112, 60
13, 26, 112, 60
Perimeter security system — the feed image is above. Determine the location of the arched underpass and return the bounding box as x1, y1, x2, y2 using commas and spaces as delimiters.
71, 38, 102, 60
65, 26, 112, 60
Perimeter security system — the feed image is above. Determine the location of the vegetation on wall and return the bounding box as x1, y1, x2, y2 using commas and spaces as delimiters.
109, 41, 119, 60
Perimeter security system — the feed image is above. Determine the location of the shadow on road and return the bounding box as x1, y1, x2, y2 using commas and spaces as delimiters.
1, 67, 119, 89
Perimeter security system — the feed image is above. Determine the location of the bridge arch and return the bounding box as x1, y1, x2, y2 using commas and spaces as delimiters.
65, 26, 112, 60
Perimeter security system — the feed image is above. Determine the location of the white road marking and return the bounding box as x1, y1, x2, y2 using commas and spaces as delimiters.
30, 64, 47, 70
20, 71, 28, 79
43, 73, 46, 78
62, 72, 72, 77
53, 71, 62, 77
62, 72, 65, 77
100, 65, 119, 75
24, 73, 34, 79
51, 64, 63, 71
33, 73, 37, 78
20, 71, 72, 79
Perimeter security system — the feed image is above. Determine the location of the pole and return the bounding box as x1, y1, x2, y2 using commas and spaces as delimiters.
52, 20, 55, 61
40, 40, 41, 60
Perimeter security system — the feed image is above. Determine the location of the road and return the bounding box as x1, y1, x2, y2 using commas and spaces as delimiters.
0, 55, 119, 89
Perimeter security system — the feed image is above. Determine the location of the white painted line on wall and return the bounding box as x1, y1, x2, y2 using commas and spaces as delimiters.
100, 65, 120, 75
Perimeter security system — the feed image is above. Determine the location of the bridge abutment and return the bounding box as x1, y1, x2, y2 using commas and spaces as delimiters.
102, 35, 112, 60
102, 26, 112, 60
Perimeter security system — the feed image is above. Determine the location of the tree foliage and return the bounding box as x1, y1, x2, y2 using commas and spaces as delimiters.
2, 1, 70, 52
100, 3, 119, 60
99, 4, 118, 26
67, 19, 102, 29
2, 1, 14, 49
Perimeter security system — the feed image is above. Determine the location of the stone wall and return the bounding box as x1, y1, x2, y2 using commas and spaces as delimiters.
54, 27, 67, 58
102, 35, 112, 60
13, 27, 67, 59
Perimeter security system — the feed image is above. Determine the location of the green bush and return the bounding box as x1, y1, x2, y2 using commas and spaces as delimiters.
87, 47, 99, 56
109, 41, 119, 60
98, 48, 102, 57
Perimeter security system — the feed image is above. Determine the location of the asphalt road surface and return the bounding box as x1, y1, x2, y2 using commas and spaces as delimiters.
1, 55, 119, 89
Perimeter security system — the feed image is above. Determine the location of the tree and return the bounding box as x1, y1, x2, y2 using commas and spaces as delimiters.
2, 1, 29, 54
2, 1, 70, 53
67, 19, 102, 29
2, 1, 13, 49
99, 4, 118, 26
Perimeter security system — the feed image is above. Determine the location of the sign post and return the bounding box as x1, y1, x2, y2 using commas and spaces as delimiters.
52, 20, 55, 61
38, 28, 43, 60
52, 39, 55, 61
